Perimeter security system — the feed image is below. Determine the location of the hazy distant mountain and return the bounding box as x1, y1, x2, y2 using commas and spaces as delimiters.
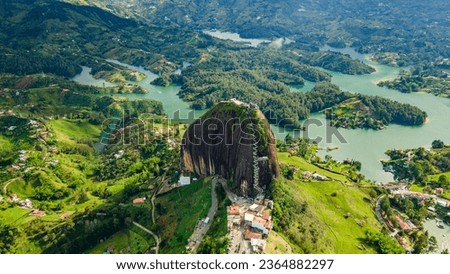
0, 0, 206, 76
70, 0, 450, 63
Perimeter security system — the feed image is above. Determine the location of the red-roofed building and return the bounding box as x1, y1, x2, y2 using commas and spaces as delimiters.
227, 204, 241, 215
30, 210, 46, 217
261, 212, 271, 221
133, 197, 146, 204
253, 216, 267, 227
435, 188, 444, 195
244, 230, 262, 240
395, 216, 411, 231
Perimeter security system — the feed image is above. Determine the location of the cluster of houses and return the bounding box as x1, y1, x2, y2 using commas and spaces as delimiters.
394, 215, 418, 231
427, 198, 450, 212
8, 150, 59, 173
8, 150, 29, 172
7, 118, 60, 173
382, 190, 450, 250
29, 119, 52, 140
398, 191, 450, 209
0, 109, 15, 116
6, 194, 46, 217
226, 200, 274, 254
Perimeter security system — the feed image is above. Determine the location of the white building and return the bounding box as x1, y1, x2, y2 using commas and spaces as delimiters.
312, 172, 327, 181
249, 204, 259, 211
250, 238, 266, 253
18, 199, 33, 209
179, 176, 191, 186
244, 213, 255, 224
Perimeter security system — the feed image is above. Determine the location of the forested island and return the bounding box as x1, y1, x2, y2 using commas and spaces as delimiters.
174, 53, 427, 129
378, 61, 450, 98
324, 97, 427, 130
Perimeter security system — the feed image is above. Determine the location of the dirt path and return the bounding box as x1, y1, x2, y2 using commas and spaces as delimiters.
150, 176, 164, 225
2, 177, 21, 193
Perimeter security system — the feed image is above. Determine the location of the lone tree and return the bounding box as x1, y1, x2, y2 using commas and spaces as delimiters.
432, 139, 444, 149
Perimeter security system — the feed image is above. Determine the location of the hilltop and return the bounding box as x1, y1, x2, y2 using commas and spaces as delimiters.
0, 0, 206, 77
72, 0, 450, 66
181, 100, 279, 197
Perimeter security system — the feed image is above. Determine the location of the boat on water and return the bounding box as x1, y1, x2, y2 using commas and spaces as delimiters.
326, 146, 339, 152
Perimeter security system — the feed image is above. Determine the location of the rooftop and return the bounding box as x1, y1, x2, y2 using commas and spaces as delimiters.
227, 204, 241, 215
245, 230, 262, 240
133, 197, 146, 204
244, 213, 255, 222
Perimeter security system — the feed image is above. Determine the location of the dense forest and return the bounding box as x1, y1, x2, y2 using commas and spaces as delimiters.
294, 50, 375, 75
0, 74, 163, 121
324, 96, 427, 130
174, 49, 427, 129
0, 0, 208, 77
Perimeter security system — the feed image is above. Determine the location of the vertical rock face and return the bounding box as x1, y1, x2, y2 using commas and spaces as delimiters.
181, 101, 279, 197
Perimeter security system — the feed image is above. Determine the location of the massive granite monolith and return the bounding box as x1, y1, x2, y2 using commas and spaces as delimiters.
181, 100, 279, 197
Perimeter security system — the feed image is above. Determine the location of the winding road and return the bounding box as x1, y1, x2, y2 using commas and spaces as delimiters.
189, 177, 218, 253
150, 173, 168, 225
132, 221, 161, 254
130, 168, 171, 254
375, 195, 391, 232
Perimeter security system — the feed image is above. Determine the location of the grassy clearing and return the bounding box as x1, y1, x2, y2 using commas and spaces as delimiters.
411, 170, 450, 199
0, 135, 13, 151
410, 184, 425, 192
87, 227, 153, 254
427, 171, 450, 182
293, 180, 379, 253
265, 231, 293, 254
0, 207, 34, 226
278, 152, 352, 184
271, 153, 381, 254
47, 119, 101, 146
87, 230, 129, 254
7, 178, 34, 198
157, 178, 212, 254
